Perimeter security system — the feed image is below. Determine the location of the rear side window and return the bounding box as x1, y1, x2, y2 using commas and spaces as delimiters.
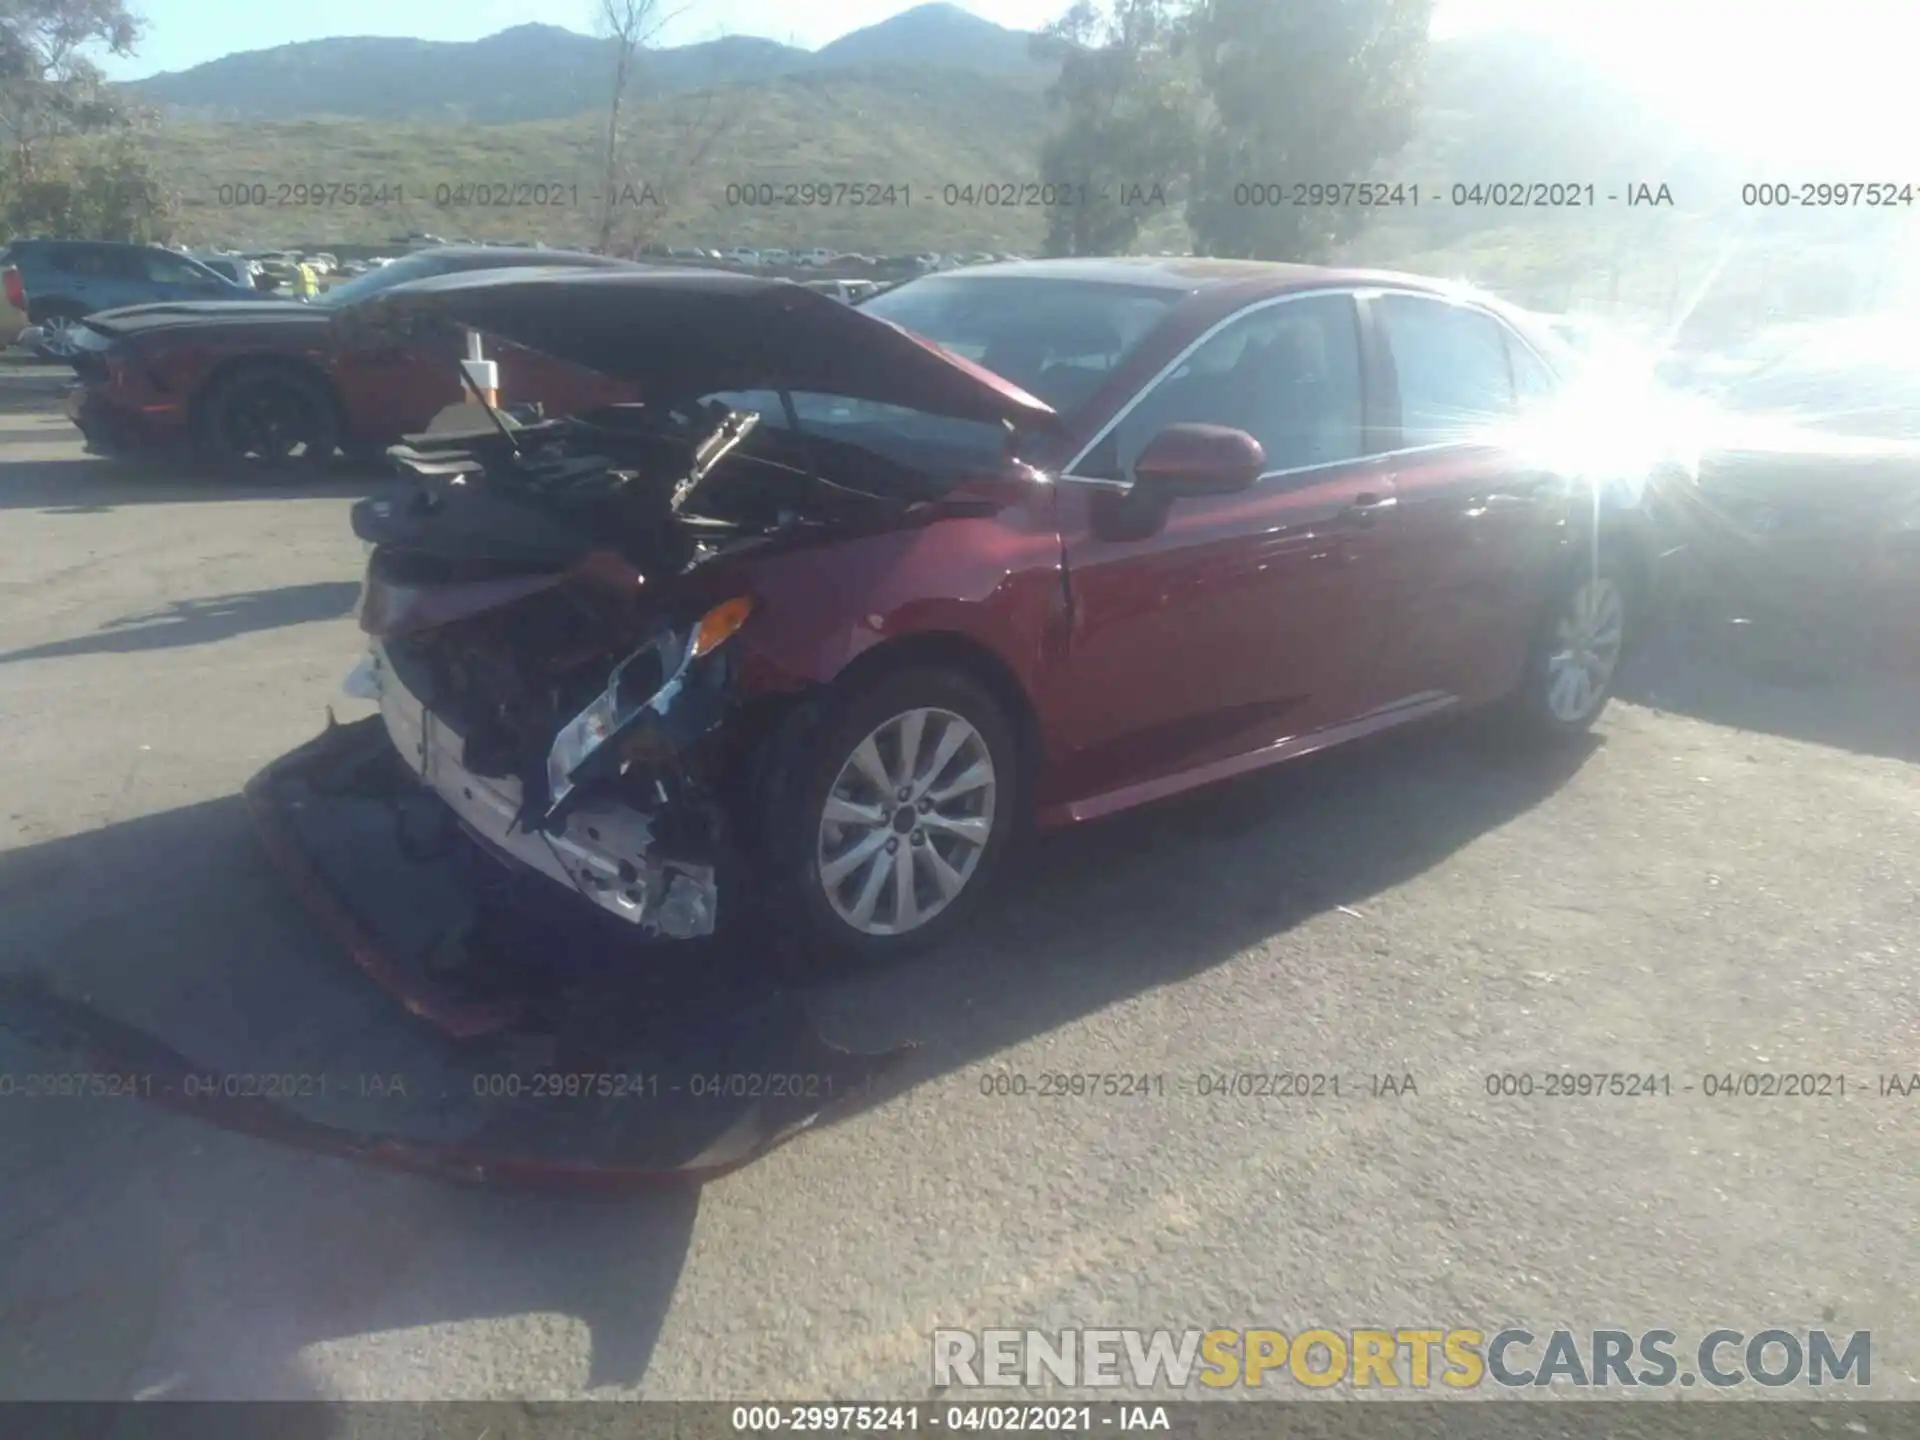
1376, 294, 1515, 446
51, 246, 139, 279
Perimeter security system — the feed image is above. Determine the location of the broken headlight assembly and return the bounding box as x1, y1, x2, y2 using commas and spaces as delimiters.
544, 595, 756, 811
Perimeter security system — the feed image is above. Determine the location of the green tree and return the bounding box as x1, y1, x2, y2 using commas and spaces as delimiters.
1, 0, 172, 240
10, 130, 172, 239
1185, 0, 1432, 259
1033, 0, 1197, 258
1, 0, 139, 176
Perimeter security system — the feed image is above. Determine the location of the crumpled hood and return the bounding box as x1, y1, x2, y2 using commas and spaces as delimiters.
335, 266, 1058, 430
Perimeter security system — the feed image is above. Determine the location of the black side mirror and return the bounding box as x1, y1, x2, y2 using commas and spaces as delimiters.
1132, 423, 1267, 496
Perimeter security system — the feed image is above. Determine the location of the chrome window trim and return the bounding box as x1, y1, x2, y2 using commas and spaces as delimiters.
1056, 282, 1545, 492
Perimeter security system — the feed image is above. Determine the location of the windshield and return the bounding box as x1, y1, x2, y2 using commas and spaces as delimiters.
859, 275, 1181, 417
313, 252, 456, 307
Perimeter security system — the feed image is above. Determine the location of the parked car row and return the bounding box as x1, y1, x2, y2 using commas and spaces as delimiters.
801, 278, 889, 304
644, 244, 1025, 274
2, 232, 1022, 364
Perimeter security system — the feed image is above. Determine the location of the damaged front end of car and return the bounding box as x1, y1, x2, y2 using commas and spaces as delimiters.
325, 413, 796, 946
252, 267, 1057, 975
348, 580, 757, 939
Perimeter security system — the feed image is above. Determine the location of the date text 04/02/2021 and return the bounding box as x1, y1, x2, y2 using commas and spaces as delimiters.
207, 181, 664, 208
974, 1071, 1416, 1098
729, 1404, 1169, 1432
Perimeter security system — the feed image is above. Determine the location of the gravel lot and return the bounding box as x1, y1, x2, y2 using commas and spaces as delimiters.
1, 358, 1915, 1404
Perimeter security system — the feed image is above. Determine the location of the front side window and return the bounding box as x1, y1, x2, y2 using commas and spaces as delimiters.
1085, 293, 1366, 480
1376, 294, 1515, 446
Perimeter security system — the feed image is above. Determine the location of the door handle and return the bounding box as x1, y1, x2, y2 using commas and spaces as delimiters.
1340, 493, 1398, 526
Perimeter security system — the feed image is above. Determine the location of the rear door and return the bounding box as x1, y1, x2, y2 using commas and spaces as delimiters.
1047, 290, 1404, 809
1360, 291, 1569, 706
93, 246, 158, 310
44, 245, 116, 313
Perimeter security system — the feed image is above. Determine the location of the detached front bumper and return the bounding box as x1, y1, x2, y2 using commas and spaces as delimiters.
4, 708, 919, 1191
355, 643, 720, 939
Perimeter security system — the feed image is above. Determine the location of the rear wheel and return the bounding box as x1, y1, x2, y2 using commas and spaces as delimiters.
758, 666, 1021, 973
1507, 560, 1630, 737
200, 366, 339, 478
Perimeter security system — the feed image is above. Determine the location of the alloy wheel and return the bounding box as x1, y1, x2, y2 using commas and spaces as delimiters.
1544, 575, 1625, 724
39, 314, 80, 358
226, 384, 318, 462
815, 706, 997, 936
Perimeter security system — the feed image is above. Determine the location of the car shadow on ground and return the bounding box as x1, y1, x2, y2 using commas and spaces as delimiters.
0, 582, 363, 664
0, 377, 72, 413
0, 795, 701, 1402
804, 717, 1602, 1108
0, 456, 391, 514
0, 708, 1591, 1399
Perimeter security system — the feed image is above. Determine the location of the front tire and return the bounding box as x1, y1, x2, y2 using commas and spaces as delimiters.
1508, 559, 1630, 737
758, 666, 1022, 973
199, 366, 340, 479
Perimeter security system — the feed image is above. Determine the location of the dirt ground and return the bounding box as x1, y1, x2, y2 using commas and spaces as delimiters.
0, 360, 1915, 1403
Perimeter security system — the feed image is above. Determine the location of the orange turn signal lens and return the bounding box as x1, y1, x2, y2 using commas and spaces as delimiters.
690, 596, 756, 659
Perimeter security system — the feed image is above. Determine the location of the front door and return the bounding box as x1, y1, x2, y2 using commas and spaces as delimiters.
1044, 291, 1404, 813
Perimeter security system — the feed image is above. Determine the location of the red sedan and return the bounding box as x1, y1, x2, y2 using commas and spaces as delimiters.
254, 259, 1664, 977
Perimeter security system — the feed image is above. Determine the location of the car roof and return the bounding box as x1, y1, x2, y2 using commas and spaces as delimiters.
923, 255, 1465, 298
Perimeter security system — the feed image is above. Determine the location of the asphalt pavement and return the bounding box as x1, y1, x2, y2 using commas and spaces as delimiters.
0, 359, 1915, 1403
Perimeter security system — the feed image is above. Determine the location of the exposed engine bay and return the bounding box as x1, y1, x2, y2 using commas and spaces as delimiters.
365, 399, 948, 579
346, 399, 934, 938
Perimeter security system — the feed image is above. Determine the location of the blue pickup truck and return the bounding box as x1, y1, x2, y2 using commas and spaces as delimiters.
1, 240, 260, 358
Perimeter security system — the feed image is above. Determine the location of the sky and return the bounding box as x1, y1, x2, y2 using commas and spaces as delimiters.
96, 0, 1920, 173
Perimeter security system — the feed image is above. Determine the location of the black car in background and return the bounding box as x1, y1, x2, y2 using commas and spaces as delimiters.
1665, 313, 1920, 663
